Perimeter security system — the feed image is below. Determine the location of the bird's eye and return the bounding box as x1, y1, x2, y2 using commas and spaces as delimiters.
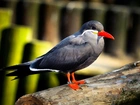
91, 26, 96, 30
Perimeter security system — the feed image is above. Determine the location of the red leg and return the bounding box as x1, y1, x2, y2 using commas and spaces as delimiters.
67, 72, 71, 83
71, 72, 85, 85
66, 72, 79, 90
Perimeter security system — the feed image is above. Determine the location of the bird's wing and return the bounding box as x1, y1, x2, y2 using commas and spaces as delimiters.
30, 35, 95, 72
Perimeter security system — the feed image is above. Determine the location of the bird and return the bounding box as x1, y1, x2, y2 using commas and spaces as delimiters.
0, 20, 114, 90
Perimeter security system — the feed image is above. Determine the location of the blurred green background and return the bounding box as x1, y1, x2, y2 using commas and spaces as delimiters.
0, 0, 140, 105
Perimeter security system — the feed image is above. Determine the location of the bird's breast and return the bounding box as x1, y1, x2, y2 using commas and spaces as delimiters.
94, 36, 104, 55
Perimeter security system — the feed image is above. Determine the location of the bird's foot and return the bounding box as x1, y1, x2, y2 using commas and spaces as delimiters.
72, 80, 85, 85
68, 83, 79, 90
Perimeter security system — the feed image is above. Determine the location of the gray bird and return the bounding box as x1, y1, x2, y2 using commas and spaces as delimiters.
0, 20, 114, 90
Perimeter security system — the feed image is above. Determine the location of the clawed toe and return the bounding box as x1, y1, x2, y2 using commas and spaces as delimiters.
72, 80, 85, 85
68, 83, 79, 90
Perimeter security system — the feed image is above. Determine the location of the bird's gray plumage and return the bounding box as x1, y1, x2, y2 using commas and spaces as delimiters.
0, 20, 105, 78
80, 20, 104, 32
30, 29, 104, 73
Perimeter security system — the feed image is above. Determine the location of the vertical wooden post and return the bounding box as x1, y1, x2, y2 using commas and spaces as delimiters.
127, 7, 140, 59
16, 40, 53, 98
0, 8, 13, 40
104, 5, 130, 57
38, 2, 63, 45
0, 26, 32, 105
83, 3, 107, 24
0, 0, 18, 23
0, 8, 12, 30
15, 0, 40, 38
37, 72, 60, 90
0, 0, 18, 9
60, 2, 84, 39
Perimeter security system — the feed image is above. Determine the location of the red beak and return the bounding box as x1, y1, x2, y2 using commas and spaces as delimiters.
98, 30, 114, 40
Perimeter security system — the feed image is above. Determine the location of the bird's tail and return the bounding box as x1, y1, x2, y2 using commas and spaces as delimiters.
0, 62, 38, 80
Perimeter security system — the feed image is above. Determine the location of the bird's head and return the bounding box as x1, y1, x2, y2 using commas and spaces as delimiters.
80, 20, 114, 40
